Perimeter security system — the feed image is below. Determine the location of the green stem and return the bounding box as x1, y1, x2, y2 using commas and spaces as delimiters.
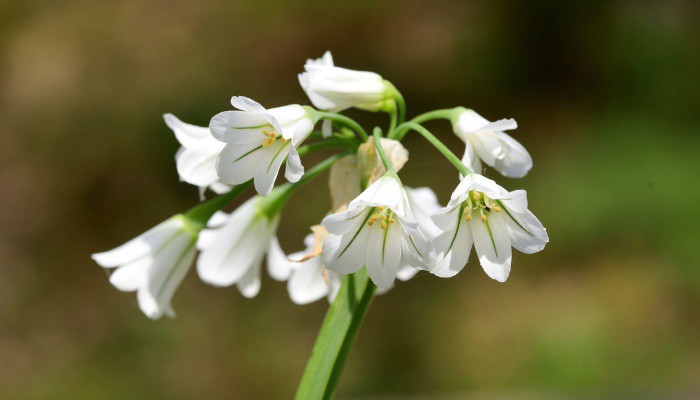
184, 181, 252, 228
402, 122, 472, 176
261, 152, 349, 216
294, 269, 377, 400
372, 127, 395, 174
316, 112, 369, 142
391, 108, 455, 140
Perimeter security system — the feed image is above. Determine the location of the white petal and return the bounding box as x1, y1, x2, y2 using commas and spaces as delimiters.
254, 141, 290, 197
237, 254, 263, 298
454, 109, 490, 135
461, 140, 483, 175
216, 142, 265, 185
176, 146, 223, 188
322, 207, 369, 235
164, 114, 212, 150
284, 144, 304, 183
267, 237, 293, 281
396, 264, 419, 281
109, 258, 149, 291
287, 257, 328, 304
365, 223, 402, 288
501, 207, 548, 254
469, 131, 503, 166
138, 235, 196, 319
431, 218, 473, 278
492, 132, 533, 178
431, 205, 461, 232
350, 175, 402, 210
476, 118, 518, 133
323, 226, 369, 275
209, 111, 269, 144
499, 190, 528, 213
470, 211, 512, 282
92, 218, 182, 268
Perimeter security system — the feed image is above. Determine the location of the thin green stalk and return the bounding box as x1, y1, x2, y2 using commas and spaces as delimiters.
391, 108, 455, 140
372, 127, 395, 174
316, 112, 369, 141
184, 181, 252, 228
294, 269, 377, 400
402, 122, 472, 176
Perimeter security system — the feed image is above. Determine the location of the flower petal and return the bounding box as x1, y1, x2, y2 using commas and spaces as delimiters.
284, 144, 304, 183
216, 142, 265, 185
431, 218, 473, 278
476, 118, 517, 133
501, 207, 549, 254
322, 207, 368, 235
254, 140, 290, 197
209, 111, 269, 144
350, 175, 402, 210
470, 211, 512, 282
164, 114, 213, 150
237, 254, 263, 298
287, 257, 329, 304
492, 131, 533, 178
108, 258, 149, 291
267, 237, 292, 281
323, 227, 369, 276
365, 222, 402, 288
461, 139, 483, 175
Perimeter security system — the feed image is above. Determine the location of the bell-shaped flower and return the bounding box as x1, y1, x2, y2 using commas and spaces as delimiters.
271, 227, 419, 305
91, 215, 198, 319
430, 174, 548, 282
196, 197, 280, 298
452, 109, 532, 178
321, 174, 427, 288
210, 96, 315, 197
403, 186, 443, 271
299, 51, 396, 113
164, 114, 231, 199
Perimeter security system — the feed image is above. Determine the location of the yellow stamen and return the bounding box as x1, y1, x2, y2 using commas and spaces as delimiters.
493, 205, 502, 212
465, 213, 472, 222
262, 137, 277, 148
380, 220, 388, 230
480, 214, 488, 222
263, 130, 277, 138
377, 206, 385, 211
473, 192, 482, 200
388, 218, 396, 223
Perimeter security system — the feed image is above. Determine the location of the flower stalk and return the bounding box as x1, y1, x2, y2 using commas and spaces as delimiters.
294, 268, 376, 400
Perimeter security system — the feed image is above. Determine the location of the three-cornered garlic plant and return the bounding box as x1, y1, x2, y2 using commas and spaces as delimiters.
92, 50, 548, 398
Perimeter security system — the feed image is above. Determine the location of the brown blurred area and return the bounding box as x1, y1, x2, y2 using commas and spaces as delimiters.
1, 0, 700, 398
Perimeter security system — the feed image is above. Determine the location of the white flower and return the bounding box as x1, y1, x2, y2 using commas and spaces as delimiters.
430, 174, 549, 282
91, 215, 198, 319
321, 175, 426, 288
299, 51, 395, 112
404, 187, 443, 271
453, 109, 532, 178
210, 96, 315, 197
270, 230, 419, 305
196, 198, 280, 298
164, 114, 231, 199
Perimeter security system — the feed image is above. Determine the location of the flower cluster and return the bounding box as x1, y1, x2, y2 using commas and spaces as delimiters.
93, 51, 548, 319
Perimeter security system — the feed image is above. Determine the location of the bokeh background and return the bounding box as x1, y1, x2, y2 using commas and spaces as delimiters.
1, 0, 699, 398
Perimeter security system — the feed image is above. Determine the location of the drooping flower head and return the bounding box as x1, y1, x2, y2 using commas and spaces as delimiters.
299, 51, 397, 113
430, 174, 548, 281
91, 215, 199, 319
452, 108, 532, 178
210, 96, 315, 197
322, 174, 426, 288
164, 114, 231, 199
196, 196, 281, 298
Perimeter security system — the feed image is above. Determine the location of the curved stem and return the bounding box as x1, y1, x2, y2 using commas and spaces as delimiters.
372, 127, 395, 174
294, 269, 376, 400
317, 112, 369, 142
391, 108, 455, 140
403, 122, 472, 176
184, 181, 252, 228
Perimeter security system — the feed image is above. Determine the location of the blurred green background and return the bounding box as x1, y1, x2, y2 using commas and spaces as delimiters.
1, 0, 699, 398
